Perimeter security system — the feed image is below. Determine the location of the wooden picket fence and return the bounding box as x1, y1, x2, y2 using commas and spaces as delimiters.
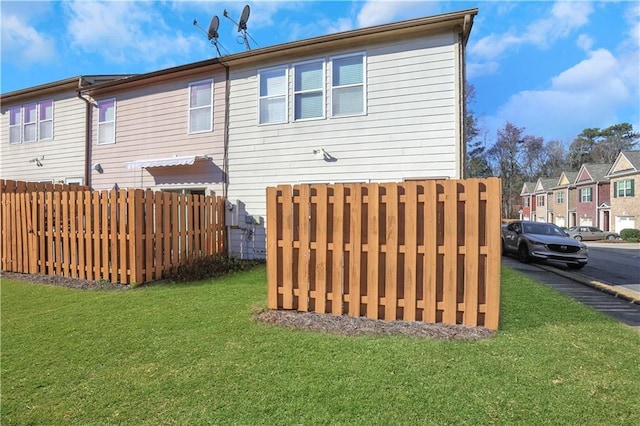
266, 178, 502, 330
1, 180, 226, 284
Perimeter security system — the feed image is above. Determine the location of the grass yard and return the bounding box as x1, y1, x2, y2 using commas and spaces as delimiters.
2, 265, 639, 425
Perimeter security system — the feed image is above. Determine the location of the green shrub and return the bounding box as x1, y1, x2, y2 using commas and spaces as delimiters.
620, 228, 640, 241
164, 254, 263, 282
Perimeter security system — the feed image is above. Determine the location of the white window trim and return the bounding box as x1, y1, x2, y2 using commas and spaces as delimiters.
617, 180, 632, 197
257, 65, 289, 126
329, 51, 367, 118
188, 79, 214, 134
65, 177, 84, 185
580, 187, 592, 202
292, 59, 325, 122
97, 98, 116, 145
39, 99, 54, 141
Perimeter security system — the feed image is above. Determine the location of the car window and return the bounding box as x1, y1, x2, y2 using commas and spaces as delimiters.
590, 227, 601, 232
524, 223, 565, 236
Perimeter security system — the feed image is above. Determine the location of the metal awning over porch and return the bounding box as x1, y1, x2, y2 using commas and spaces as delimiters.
125, 155, 209, 169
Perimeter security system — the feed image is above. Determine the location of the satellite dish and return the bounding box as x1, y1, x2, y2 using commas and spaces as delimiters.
238, 5, 250, 32
223, 4, 255, 50
208, 15, 219, 40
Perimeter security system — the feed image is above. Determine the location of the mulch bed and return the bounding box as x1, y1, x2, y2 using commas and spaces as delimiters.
3, 271, 495, 340
255, 309, 495, 340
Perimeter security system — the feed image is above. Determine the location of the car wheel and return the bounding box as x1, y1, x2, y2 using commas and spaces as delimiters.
568, 263, 586, 270
606, 234, 615, 240
573, 235, 582, 241
518, 243, 531, 263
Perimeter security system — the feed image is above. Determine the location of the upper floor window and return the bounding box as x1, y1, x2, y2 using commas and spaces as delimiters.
9, 107, 21, 144
614, 179, 634, 198
536, 195, 545, 207
523, 197, 529, 207
98, 98, 116, 145
258, 67, 287, 125
23, 103, 37, 142
580, 187, 592, 203
293, 60, 324, 121
331, 53, 365, 117
556, 191, 564, 204
8, 100, 54, 144
189, 79, 213, 133
39, 100, 53, 140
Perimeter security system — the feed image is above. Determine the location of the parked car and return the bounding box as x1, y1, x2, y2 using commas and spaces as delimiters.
502, 221, 588, 269
566, 226, 620, 241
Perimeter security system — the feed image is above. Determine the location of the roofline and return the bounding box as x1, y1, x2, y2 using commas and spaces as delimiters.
1, 75, 131, 103
81, 8, 477, 96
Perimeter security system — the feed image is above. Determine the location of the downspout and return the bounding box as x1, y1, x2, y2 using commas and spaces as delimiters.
220, 61, 231, 256
459, 14, 473, 179
76, 77, 93, 187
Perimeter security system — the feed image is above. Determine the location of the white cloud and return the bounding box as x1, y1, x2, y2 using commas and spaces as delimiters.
64, 1, 204, 65
484, 47, 637, 142
468, 1, 594, 74
0, 9, 56, 67
576, 34, 593, 51
356, 0, 440, 28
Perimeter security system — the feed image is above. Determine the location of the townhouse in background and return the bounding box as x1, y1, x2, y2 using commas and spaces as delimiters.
520, 151, 640, 233
3, 8, 475, 259
0, 76, 129, 185
606, 151, 640, 233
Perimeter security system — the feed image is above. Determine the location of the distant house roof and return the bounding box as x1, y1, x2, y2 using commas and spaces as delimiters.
576, 163, 612, 184
1, 75, 132, 103
520, 181, 536, 196
535, 178, 559, 193
606, 150, 640, 178
79, 8, 478, 96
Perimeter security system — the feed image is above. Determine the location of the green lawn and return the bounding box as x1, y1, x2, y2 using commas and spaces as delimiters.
2, 266, 639, 425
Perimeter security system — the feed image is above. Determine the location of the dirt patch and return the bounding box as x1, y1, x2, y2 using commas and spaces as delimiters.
1, 271, 130, 290
255, 309, 495, 340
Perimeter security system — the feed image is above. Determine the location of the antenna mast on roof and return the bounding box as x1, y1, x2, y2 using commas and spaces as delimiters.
193, 15, 225, 57
223, 4, 255, 50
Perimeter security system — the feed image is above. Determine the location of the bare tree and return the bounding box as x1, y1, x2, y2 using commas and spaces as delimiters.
488, 122, 525, 219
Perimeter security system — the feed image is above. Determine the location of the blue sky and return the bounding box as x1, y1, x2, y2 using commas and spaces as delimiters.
2, 1, 638, 146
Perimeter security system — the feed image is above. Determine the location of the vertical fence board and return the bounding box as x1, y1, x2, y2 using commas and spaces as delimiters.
314, 184, 328, 314
348, 184, 362, 317
464, 180, 480, 326
297, 185, 310, 312
331, 185, 344, 315
442, 181, 458, 324
383, 184, 398, 320
484, 178, 502, 330
281, 185, 294, 310
403, 182, 418, 321
366, 184, 380, 319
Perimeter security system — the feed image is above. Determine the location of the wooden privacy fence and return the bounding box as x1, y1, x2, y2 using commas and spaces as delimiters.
266, 178, 502, 330
1, 181, 226, 284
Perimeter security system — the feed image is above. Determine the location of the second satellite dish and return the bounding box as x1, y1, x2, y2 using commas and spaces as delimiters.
238, 5, 250, 32
208, 15, 219, 40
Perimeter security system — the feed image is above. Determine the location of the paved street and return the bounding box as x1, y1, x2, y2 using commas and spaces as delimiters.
502, 255, 640, 328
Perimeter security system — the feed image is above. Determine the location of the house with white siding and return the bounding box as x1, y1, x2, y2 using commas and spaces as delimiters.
0, 76, 127, 185
18, 8, 476, 259
225, 9, 477, 258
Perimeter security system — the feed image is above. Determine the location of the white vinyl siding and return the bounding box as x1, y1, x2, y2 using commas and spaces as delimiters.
1, 92, 85, 183
331, 53, 365, 117
293, 60, 324, 120
227, 33, 460, 259
98, 98, 116, 145
258, 67, 287, 124
188, 79, 213, 133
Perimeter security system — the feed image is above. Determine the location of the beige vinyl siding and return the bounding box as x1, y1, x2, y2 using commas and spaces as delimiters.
226, 32, 461, 258
90, 69, 226, 194
0, 91, 86, 183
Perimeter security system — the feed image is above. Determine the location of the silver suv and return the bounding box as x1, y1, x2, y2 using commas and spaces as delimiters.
502, 221, 588, 269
